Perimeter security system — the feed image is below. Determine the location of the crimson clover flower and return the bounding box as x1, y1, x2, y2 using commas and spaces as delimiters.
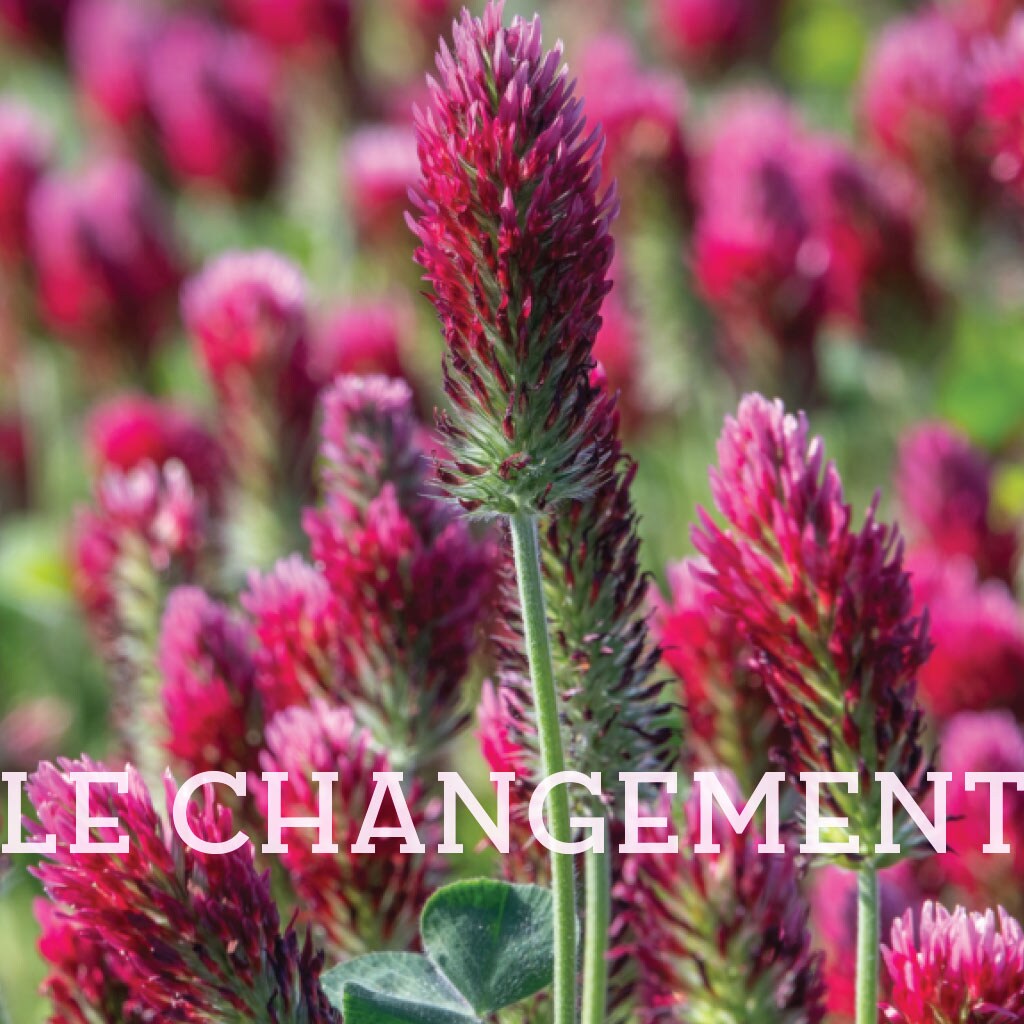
255, 700, 442, 957
860, 12, 977, 182
654, 0, 777, 71
245, 375, 496, 766
613, 773, 826, 1024
159, 586, 262, 778
935, 711, 1024, 905
145, 15, 285, 198
897, 422, 1018, 585
907, 551, 1024, 719
882, 903, 1024, 1024
28, 158, 182, 361
409, 0, 618, 515
85, 394, 227, 512
68, 0, 156, 136
651, 556, 779, 789
343, 125, 421, 244
312, 300, 415, 392
0, 99, 49, 266
694, 394, 932, 856
29, 757, 339, 1024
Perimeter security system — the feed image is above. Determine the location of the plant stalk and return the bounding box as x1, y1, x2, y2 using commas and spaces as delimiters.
509, 512, 577, 1024
581, 822, 610, 1024
855, 862, 879, 1024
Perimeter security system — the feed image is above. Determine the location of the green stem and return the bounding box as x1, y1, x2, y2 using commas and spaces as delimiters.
508, 512, 577, 1024
855, 862, 880, 1024
581, 823, 610, 1024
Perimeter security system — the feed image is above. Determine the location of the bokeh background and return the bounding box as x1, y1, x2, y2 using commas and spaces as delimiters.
2, 0, 1024, 1019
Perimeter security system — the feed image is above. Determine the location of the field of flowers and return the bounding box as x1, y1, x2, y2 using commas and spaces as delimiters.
2, 0, 1024, 1021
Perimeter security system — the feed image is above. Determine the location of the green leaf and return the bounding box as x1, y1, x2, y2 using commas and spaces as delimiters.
323, 953, 473, 1023
321, 881, 556, 1024
420, 880, 554, 1016
342, 982, 477, 1024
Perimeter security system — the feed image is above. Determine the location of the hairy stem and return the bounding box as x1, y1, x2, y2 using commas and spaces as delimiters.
509, 512, 577, 1024
581, 823, 610, 1024
855, 862, 879, 1024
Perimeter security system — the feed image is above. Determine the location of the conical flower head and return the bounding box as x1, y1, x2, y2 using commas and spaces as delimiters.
28, 757, 339, 1024
409, 0, 619, 514
614, 773, 826, 1024
693, 394, 932, 855
256, 701, 442, 957
882, 903, 1024, 1024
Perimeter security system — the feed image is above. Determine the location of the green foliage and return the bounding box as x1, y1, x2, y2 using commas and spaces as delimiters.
323, 880, 555, 1024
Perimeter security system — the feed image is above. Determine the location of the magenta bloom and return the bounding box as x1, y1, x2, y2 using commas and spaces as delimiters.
949, 0, 1024, 38
312, 300, 414, 390
614, 777, 825, 1024
343, 125, 420, 243
0, 100, 50, 265
29, 757, 339, 1024
0, 0, 74, 47
806, 138, 932, 329
410, 1, 618, 514
694, 395, 931, 844
908, 550, 1024, 718
882, 903, 1024, 1023
182, 250, 318, 485
86, 394, 226, 510
654, 0, 775, 70
693, 93, 827, 376
650, 556, 778, 787
976, 16, 1024, 206
810, 862, 919, 1017
71, 461, 206, 653
68, 0, 157, 134
576, 35, 689, 205
145, 15, 284, 198
256, 701, 441, 956
897, 422, 1017, 584
936, 711, 1024, 902
245, 375, 496, 763
222, 0, 352, 58
28, 158, 182, 359
159, 587, 261, 778
860, 13, 976, 179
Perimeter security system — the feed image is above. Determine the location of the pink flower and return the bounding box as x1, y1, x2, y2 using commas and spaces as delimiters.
806, 138, 932, 328
860, 13, 976, 178
935, 711, 1024, 902
949, 0, 1024, 40
0, 100, 50, 265
145, 15, 284, 197
576, 34, 689, 204
159, 587, 261, 778
222, 0, 352, 58
810, 863, 919, 1017
614, 776, 826, 1024
85, 394, 226, 510
650, 556, 778, 786
68, 0, 157, 134
693, 93, 828, 373
0, 697, 70, 771
908, 550, 1024, 718
243, 554, 340, 716
71, 461, 207, 651
29, 757, 340, 1023
882, 902, 1024, 1023
409, 0, 618, 514
976, 15, 1024, 205
342, 125, 420, 242
0, 0, 74, 47
897, 422, 1017, 584
312, 301, 414, 390
694, 395, 931, 841
28, 158, 182, 359
182, 250, 318, 483
654, 0, 776, 70
256, 701, 441, 956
